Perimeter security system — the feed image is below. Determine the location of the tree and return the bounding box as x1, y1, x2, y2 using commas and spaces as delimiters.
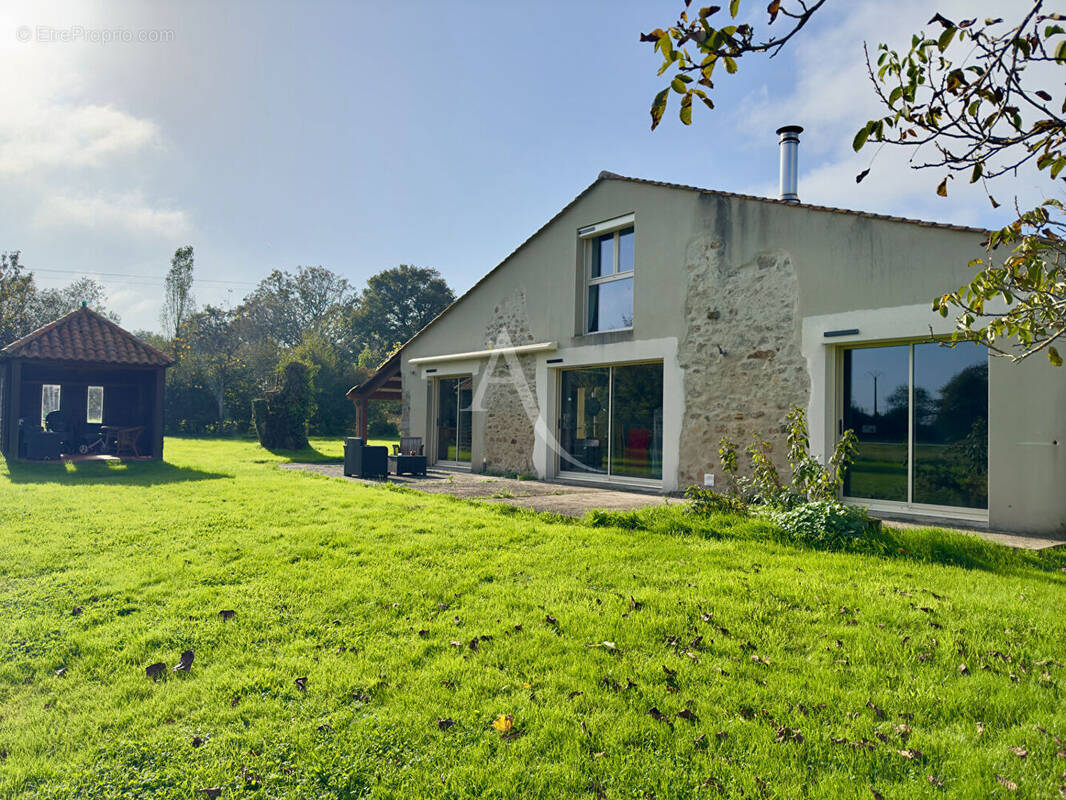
348, 265, 455, 355
243, 266, 353, 349
163, 246, 196, 341
25, 277, 120, 331
643, 1, 1066, 365
0, 251, 35, 348
186, 305, 247, 423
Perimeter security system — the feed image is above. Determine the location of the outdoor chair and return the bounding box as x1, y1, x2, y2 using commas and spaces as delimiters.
114, 426, 144, 458
344, 437, 388, 479
392, 436, 424, 456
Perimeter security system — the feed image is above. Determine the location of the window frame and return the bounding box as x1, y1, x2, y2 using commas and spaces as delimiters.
579, 214, 635, 334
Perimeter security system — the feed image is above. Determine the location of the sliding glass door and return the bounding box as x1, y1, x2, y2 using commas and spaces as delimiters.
559, 362, 663, 481
842, 341, 988, 510
436, 376, 472, 465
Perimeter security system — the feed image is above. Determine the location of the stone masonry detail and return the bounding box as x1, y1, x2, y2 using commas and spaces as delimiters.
678, 237, 811, 488
481, 289, 537, 476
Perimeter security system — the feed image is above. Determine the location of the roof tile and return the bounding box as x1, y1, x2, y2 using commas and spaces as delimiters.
0, 307, 173, 366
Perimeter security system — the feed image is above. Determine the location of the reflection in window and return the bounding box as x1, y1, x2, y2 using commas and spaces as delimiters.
436, 376, 472, 463
41, 384, 61, 427
559, 362, 662, 480
87, 385, 104, 424
913, 342, 987, 508
585, 224, 634, 333
843, 346, 909, 502
842, 342, 987, 509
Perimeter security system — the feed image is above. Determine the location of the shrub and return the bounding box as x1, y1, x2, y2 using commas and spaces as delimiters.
684, 485, 746, 515
252, 361, 314, 450
770, 500, 880, 549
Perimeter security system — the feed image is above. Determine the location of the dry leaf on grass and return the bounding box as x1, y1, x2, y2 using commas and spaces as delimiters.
995, 775, 1018, 791
145, 662, 166, 681
218, 609, 236, 621
492, 714, 514, 733
173, 650, 194, 673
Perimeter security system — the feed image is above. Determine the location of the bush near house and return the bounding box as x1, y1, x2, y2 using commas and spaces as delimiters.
1, 437, 1064, 799
686, 407, 880, 549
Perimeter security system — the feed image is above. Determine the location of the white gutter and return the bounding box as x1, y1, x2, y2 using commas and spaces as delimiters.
408, 341, 557, 365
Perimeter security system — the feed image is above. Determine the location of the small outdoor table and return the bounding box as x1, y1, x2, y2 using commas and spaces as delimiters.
388, 454, 427, 476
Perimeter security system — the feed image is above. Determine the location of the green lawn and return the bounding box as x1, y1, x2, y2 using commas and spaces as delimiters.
1, 438, 1064, 799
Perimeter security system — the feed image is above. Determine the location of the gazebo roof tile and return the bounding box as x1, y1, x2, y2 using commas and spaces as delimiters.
0, 307, 173, 367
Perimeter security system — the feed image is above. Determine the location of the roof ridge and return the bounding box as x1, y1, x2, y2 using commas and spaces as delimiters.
597, 172, 991, 235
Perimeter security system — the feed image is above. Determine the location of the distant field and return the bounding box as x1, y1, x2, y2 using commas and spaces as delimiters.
0, 438, 1062, 798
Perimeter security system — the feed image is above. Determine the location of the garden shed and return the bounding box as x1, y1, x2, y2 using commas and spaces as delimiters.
0, 306, 173, 460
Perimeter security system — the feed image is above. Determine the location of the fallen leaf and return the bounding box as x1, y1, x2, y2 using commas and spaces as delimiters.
145, 662, 166, 681
437, 718, 455, 730
1010, 747, 1028, 758
977, 721, 985, 735
418, 629, 428, 637
191, 736, 204, 747
173, 650, 194, 673
959, 663, 970, 675
53, 667, 66, 677
677, 708, 698, 723
492, 714, 514, 733
928, 775, 944, 788
871, 789, 885, 800
294, 677, 307, 692
545, 615, 558, 626
568, 691, 584, 700
898, 748, 923, 759
648, 707, 670, 723
469, 638, 479, 651
867, 700, 886, 719
774, 726, 803, 744
196, 790, 222, 798
317, 723, 332, 733
995, 775, 1018, 791
218, 609, 236, 621
630, 596, 644, 611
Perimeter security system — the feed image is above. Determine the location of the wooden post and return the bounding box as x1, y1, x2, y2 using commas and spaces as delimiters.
153, 367, 166, 460
5, 359, 21, 458
359, 396, 369, 441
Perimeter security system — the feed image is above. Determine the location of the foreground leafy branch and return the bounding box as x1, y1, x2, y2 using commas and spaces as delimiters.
645, 1, 1066, 365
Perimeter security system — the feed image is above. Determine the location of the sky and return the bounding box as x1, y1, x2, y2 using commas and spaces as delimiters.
0, 0, 1051, 333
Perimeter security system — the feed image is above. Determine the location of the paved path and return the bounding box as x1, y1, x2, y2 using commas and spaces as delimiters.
282, 462, 677, 516
282, 463, 1063, 550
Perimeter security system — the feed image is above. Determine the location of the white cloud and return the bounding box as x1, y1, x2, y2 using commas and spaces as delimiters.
34, 191, 190, 238
737, 0, 1049, 223
0, 102, 158, 175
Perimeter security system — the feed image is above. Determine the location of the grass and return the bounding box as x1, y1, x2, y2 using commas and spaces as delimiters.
0, 437, 1064, 799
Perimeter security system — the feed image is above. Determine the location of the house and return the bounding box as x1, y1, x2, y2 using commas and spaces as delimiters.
0, 306, 173, 460
349, 129, 1066, 536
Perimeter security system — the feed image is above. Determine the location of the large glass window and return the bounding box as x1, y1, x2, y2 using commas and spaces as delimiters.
843, 341, 987, 509
436, 376, 472, 464
559, 362, 662, 480
41, 384, 61, 427
585, 225, 634, 333
87, 386, 104, 424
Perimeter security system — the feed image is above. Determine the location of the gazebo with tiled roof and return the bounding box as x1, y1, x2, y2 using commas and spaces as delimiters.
0, 306, 173, 460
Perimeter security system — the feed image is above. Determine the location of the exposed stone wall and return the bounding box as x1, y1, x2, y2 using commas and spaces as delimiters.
678, 237, 811, 488
480, 289, 537, 476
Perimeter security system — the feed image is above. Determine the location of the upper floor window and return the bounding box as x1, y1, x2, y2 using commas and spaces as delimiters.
582, 216, 634, 333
